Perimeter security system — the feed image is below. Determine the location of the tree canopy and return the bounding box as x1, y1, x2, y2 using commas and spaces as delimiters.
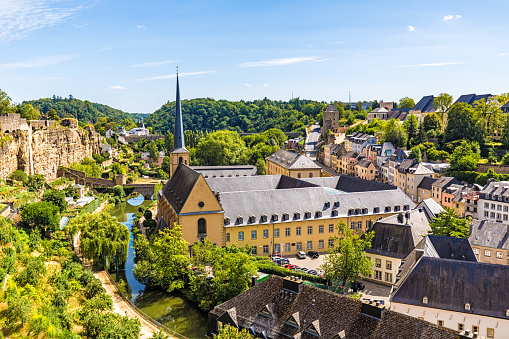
399, 97, 415, 109
21, 201, 60, 233
444, 103, 477, 142
380, 119, 408, 148
320, 221, 374, 286
449, 140, 480, 171
43, 189, 68, 213
195, 130, 249, 166
429, 207, 470, 238
67, 212, 130, 271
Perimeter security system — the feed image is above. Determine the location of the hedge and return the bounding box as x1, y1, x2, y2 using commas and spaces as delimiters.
256, 263, 327, 284
448, 170, 509, 186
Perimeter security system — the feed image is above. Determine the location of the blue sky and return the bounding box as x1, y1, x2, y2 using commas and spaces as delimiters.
1, 0, 508, 113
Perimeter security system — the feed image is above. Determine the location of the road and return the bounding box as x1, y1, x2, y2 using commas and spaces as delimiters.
305, 124, 321, 159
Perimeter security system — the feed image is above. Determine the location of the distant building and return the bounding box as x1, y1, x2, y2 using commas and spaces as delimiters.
393, 159, 434, 202
410, 95, 435, 122
105, 129, 114, 138
266, 149, 321, 179
128, 125, 149, 136
344, 132, 377, 153
355, 159, 377, 181
453, 93, 492, 106
323, 104, 339, 136
477, 179, 509, 222
207, 275, 458, 339
470, 219, 509, 266
502, 101, 509, 113
192, 165, 257, 178
390, 235, 509, 338
367, 107, 390, 122
379, 101, 394, 110
430, 177, 461, 205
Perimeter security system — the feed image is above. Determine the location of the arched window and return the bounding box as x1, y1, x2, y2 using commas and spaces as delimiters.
198, 218, 206, 234
309, 173, 313, 178
298, 173, 301, 178
179, 156, 183, 163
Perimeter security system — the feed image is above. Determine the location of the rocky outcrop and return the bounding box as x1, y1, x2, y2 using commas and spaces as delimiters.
0, 122, 101, 180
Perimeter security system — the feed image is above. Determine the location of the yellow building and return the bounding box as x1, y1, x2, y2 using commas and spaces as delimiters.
355, 159, 377, 181
470, 219, 509, 266
157, 164, 415, 254
393, 159, 434, 203
266, 149, 321, 179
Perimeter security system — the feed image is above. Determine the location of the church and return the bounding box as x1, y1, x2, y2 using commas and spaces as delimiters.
157, 76, 415, 254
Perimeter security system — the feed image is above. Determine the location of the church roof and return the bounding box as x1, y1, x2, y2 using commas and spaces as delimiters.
161, 163, 200, 214
173, 73, 185, 149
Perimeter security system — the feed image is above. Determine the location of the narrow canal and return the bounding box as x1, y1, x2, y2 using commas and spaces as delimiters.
108, 194, 208, 338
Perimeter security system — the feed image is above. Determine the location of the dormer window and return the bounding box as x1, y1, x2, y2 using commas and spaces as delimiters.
506, 309, 509, 317
403, 204, 409, 211
324, 202, 330, 208
355, 208, 360, 215
334, 201, 340, 208
224, 217, 230, 225
374, 206, 380, 213
304, 323, 320, 337
248, 215, 255, 223
465, 303, 471, 310
423, 296, 428, 304
261, 215, 267, 222
486, 194, 491, 200
385, 206, 392, 213
394, 205, 401, 212
258, 306, 272, 318
236, 216, 243, 224
282, 213, 289, 221
305, 212, 311, 219
348, 209, 353, 216
499, 195, 503, 201
315, 211, 322, 218
362, 208, 368, 214
294, 212, 300, 219
284, 315, 299, 328
272, 214, 278, 221
332, 210, 338, 217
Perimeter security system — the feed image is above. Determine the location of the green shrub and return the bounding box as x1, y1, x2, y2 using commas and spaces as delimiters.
256, 263, 327, 284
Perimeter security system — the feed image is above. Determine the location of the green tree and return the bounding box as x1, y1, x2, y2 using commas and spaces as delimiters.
6, 296, 33, 326
409, 146, 422, 163
501, 116, 509, 148
429, 207, 470, 238
195, 131, 248, 166
262, 128, 287, 148
444, 103, 476, 142
380, 119, 408, 148
449, 140, 480, 171
502, 152, 509, 165
214, 324, 253, 339
403, 114, 418, 147
67, 212, 130, 271
82, 312, 140, 339
149, 331, 170, 339
422, 113, 442, 132
474, 97, 503, 137
8, 169, 28, 185
164, 131, 174, 153
434, 92, 453, 125
42, 189, 68, 213
26, 174, 46, 192
16, 103, 40, 120
133, 225, 190, 292
488, 147, 498, 164
21, 201, 60, 233
399, 97, 415, 109
15, 255, 47, 287
146, 141, 159, 162
113, 185, 126, 199
320, 221, 374, 287
0, 89, 13, 114
48, 108, 59, 120
161, 156, 172, 175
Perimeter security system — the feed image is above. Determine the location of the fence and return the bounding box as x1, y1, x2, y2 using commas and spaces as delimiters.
103, 270, 189, 339
79, 198, 103, 215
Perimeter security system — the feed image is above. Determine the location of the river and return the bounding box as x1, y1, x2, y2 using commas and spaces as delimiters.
108, 194, 208, 338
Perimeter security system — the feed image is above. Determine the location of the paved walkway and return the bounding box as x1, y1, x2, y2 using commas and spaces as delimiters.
94, 270, 174, 339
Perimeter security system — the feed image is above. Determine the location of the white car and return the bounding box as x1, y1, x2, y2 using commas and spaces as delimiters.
296, 251, 306, 259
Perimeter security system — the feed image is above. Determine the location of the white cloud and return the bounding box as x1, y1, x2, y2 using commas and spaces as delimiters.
244, 83, 251, 87
238, 56, 329, 68
263, 84, 269, 87
137, 25, 145, 29
0, 54, 77, 70
306, 44, 313, 48
443, 14, 461, 21
130, 60, 180, 68
110, 85, 126, 90
398, 61, 467, 68
500, 53, 509, 56
326, 41, 344, 45
407, 25, 415, 31
137, 71, 215, 82
0, 0, 92, 44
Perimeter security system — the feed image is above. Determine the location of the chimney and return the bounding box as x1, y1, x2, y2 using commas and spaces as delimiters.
251, 276, 258, 287
361, 299, 385, 320
397, 213, 404, 223
283, 276, 303, 294
405, 211, 410, 225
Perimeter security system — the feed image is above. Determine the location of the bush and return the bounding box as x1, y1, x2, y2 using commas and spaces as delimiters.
144, 210, 152, 220
256, 263, 327, 284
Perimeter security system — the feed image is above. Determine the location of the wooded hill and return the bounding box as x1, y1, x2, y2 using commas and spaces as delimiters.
25, 96, 142, 123
143, 97, 326, 134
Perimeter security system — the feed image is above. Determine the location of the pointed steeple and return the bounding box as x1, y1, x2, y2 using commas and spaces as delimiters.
173, 71, 185, 149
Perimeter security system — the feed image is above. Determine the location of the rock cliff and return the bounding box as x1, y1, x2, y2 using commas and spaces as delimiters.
0, 123, 101, 180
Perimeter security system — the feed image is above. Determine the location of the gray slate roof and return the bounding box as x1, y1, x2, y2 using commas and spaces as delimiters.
411, 95, 435, 113
366, 209, 432, 259
470, 219, 509, 250
266, 149, 320, 170
417, 177, 437, 190
432, 176, 460, 188
391, 256, 509, 320
221, 186, 415, 227
209, 275, 459, 339
415, 198, 444, 220
480, 179, 509, 198
161, 163, 200, 214
192, 165, 257, 178
453, 93, 492, 106
357, 159, 373, 168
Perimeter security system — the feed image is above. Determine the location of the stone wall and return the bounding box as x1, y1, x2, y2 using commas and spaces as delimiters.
0, 114, 101, 180
477, 164, 509, 174
0, 113, 29, 132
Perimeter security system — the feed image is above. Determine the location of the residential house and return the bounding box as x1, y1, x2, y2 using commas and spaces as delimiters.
330, 144, 346, 173
393, 159, 434, 202
364, 201, 439, 285
386, 148, 407, 185
442, 184, 480, 218
376, 143, 395, 174
430, 177, 461, 205
391, 235, 509, 338
470, 219, 509, 266
362, 144, 381, 165
105, 128, 114, 138
417, 177, 437, 203
453, 93, 492, 106
266, 149, 322, 179
477, 179, 509, 222
207, 275, 459, 339
409, 95, 435, 122
157, 164, 415, 254
355, 159, 377, 181
344, 132, 377, 153
285, 137, 304, 152
367, 107, 390, 122
338, 151, 360, 176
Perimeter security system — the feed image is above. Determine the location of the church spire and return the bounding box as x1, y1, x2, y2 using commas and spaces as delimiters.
173, 69, 185, 149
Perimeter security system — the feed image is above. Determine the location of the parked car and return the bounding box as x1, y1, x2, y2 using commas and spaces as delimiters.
273, 257, 289, 265
307, 251, 319, 258
284, 264, 297, 270
350, 282, 365, 291
296, 251, 306, 259
271, 256, 281, 262
298, 267, 309, 272
308, 270, 318, 275
270, 253, 281, 258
